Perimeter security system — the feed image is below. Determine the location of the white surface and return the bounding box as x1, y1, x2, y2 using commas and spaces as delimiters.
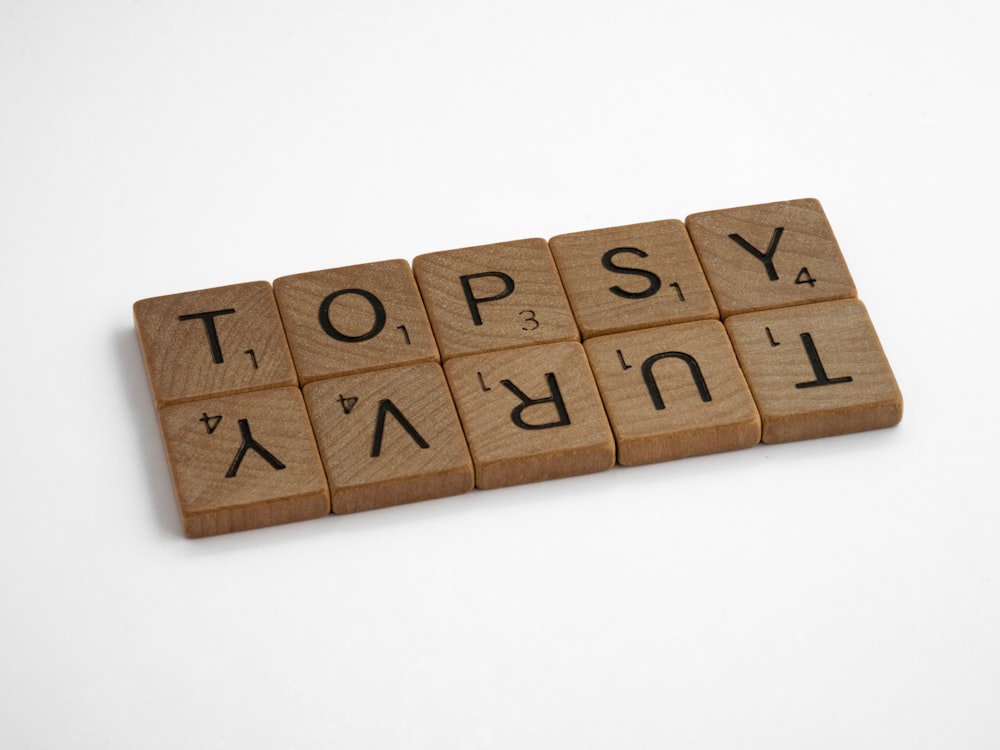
2, 1, 997, 748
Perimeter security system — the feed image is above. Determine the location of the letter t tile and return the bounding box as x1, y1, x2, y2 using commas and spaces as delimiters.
725, 299, 903, 443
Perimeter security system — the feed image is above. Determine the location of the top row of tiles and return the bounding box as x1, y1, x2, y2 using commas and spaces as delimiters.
417, 197, 855, 355
135, 198, 857, 406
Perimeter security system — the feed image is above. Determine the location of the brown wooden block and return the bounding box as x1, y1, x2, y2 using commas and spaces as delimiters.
444, 341, 615, 489
273, 260, 439, 384
725, 299, 903, 443
412, 238, 579, 360
158, 387, 330, 537
685, 198, 856, 318
302, 362, 474, 513
134, 281, 298, 407
584, 320, 760, 466
549, 219, 719, 338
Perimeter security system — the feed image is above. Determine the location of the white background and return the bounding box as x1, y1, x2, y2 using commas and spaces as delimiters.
2, 1, 997, 748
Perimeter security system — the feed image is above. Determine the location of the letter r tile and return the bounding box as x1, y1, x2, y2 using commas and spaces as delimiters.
158, 387, 330, 537
273, 260, 439, 384
686, 198, 856, 318
584, 320, 761, 466
549, 219, 719, 339
725, 299, 903, 443
134, 281, 298, 408
444, 341, 615, 489
412, 238, 579, 360
302, 363, 474, 514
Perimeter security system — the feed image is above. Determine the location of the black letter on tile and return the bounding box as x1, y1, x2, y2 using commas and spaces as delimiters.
371, 399, 430, 457
601, 247, 662, 299
500, 372, 571, 430
460, 272, 515, 326
319, 289, 387, 343
226, 418, 285, 477
178, 308, 236, 364
641, 352, 712, 411
794, 333, 854, 389
728, 227, 783, 281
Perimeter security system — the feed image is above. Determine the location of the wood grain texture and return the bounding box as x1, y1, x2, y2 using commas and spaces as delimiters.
549, 219, 719, 338
302, 362, 474, 513
158, 387, 330, 537
725, 299, 903, 443
585, 320, 761, 466
273, 259, 439, 384
686, 198, 856, 318
134, 281, 297, 407
412, 238, 579, 360
444, 341, 615, 489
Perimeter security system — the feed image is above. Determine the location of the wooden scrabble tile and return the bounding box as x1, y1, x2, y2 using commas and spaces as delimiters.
412, 238, 579, 360
584, 320, 760, 466
549, 219, 719, 338
158, 387, 330, 537
725, 299, 903, 443
444, 341, 615, 489
685, 198, 856, 318
302, 362, 474, 513
134, 281, 298, 407
273, 260, 439, 384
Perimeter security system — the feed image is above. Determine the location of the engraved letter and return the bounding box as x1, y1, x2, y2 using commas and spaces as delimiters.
319, 288, 387, 343
728, 227, 784, 281
460, 272, 515, 326
794, 333, 853, 389
226, 418, 285, 477
371, 399, 430, 457
601, 247, 662, 299
640, 351, 712, 411
500, 372, 571, 430
178, 308, 236, 364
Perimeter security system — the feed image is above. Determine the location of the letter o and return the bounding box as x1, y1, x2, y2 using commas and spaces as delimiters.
318, 288, 387, 342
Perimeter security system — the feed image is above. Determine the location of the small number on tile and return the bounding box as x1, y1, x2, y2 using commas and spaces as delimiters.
200, 413, 222, 434
795, 267, 817, 287
338, 394, 359, 414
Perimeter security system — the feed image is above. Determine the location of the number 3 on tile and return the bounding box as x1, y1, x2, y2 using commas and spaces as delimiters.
520, 310, 540, 331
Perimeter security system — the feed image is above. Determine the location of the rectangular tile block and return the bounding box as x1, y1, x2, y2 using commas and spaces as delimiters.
725, 299, 903, 443
412, 238, 579, 360
158, 387, 330, 537
134, 281, 298, 407
585, 320, 761, 466
549, 219, 719, 338
686, 198, 856, 318
302, 362, 474, 514
273, 259, 439, 384
444, 341, 615, 489
135, 198, 904, 536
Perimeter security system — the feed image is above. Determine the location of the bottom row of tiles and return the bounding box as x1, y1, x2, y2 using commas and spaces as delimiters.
158, 298, 902, 537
